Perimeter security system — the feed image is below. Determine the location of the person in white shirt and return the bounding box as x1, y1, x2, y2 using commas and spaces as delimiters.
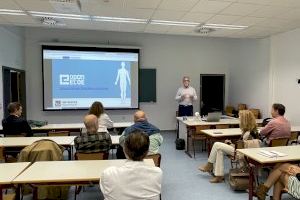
88, 101, 113, 129
100, 130, 162, 200
175, 76, 197, 116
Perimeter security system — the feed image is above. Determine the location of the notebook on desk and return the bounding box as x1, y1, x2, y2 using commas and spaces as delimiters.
258, 150, 288, 158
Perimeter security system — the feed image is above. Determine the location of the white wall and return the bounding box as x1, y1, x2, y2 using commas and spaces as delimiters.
228, 38, 271, 118
270, 28, 300, 125
24, 27, 270, 130
0, 25, 25, 120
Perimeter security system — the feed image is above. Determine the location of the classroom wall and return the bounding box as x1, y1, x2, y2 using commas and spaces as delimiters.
24, 27, 269, 130
270, 27, 300, 125
228, 38, 270, 118
0, 25, 25, 120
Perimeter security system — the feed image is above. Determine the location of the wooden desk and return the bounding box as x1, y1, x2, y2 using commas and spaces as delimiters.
0, 162, 31, 200
201, 128, 243, 156
237, 146, 300, 200
0, 122, 133, 133
177, 117, 263, 157
0, 136, 76, 147
12, 159, 154, 199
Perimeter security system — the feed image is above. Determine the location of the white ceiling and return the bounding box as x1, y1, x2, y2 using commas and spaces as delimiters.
0, 0, 300, 38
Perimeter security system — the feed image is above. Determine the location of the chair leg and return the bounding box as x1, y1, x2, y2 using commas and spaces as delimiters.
192, 139, 196, 158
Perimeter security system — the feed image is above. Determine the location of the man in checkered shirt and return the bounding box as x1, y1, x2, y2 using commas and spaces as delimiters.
74, 114, 112, 153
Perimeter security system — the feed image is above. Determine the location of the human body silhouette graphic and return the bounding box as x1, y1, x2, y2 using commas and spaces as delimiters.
115, 62, 130, 103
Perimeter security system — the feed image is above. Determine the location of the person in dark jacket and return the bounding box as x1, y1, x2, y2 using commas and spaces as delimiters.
2, 102, 32, 137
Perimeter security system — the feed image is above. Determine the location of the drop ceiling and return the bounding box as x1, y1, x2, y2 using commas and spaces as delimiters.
0, 0, 300, 38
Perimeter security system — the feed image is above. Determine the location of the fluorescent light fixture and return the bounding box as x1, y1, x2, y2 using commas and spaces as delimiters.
204, 23, 248, 30
29, 11, 90, 20
150, 20, 199, 27
93, 16, 147, 24
0, 9, 26, 16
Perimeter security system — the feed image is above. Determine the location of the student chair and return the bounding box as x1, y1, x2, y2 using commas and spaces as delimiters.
47, 131, 70, 137
215, 124, 230, 129
145, 153, 161, 168
74, 152, 109, 200
0, 146, 6, 162
269, 138, 289, 147
191, 125, 211, 158
289, 132, 299, 145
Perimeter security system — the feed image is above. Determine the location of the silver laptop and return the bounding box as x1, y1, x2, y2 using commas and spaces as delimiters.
206, 112, 222, 122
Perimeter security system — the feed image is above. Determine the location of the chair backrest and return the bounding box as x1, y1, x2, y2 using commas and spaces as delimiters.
145, 153, 161, 167
225, 106, 234, 114
75, 152, 109, 160
0, 146, 5, 162
238, 104, 247, 111
269, 138, 289, 147
290, 132, 299, 143
195, 125, 211, 133
249, 108, 260, 119
5, 134, 25, 137
215, 124, 230, 129
48, 131, 70, 137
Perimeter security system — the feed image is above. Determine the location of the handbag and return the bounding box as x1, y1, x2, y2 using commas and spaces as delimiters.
228, 167, 250, 191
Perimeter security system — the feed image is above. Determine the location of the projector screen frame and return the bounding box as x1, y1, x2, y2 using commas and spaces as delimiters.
41, 44, 140, 111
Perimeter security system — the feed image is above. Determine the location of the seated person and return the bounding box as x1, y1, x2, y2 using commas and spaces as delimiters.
199, 110, 259, 183
260, 103, 291, 144
119, 110, 163, 156
89, 101, 113, 129
256, 163, 300, 200
2, 102, 32, 137
100, 130, 162, 200
74, 114, 112, 153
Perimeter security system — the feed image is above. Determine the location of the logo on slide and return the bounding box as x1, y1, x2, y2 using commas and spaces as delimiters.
59, 74, 85, 86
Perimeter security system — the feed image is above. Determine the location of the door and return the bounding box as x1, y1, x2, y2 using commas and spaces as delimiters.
2, 66, 26, 118
200, 74, 225, 116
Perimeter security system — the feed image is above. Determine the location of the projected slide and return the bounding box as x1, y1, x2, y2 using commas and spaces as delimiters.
43, 47, 139, 110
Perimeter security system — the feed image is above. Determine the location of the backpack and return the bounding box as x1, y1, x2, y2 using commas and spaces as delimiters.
175, 138, 185, 150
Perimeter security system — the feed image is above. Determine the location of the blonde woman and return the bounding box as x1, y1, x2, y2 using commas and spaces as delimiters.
198, 110, 259, 183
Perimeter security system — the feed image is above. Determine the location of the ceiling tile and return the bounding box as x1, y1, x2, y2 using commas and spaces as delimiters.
152, 10, 185, 20
256, 18, 294, 29
124, 0, 161, 9
122, 8, 154, 19
191, 0, 232, 13
13, 0, 56, 12
92, 0, 124, 8
234, 16, 266, 26
158, 0, 199, 11
236, 0, 273, 5
0, 0, 21, 9
207, 14, 241, 24
275, 8, 300, 20
221, 3, 262, 16
82, 5, 122, 17
249, 6, 292, 18
181, 12, 214, 23
1, 15, 37, 24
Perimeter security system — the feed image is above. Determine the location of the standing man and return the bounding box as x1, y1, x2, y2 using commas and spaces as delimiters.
2, 102, 32, 137
260, 103, 291, 144
175, 76, 197, 116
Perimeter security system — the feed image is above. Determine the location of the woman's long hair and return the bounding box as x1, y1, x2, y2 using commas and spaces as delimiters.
239, 110, 257, 135
88, 101, 104, 118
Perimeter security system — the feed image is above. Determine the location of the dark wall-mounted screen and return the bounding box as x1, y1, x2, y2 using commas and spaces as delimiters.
42, 45, 139, 110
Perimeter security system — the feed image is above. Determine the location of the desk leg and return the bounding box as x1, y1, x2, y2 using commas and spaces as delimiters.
0, 185, 3, 200
185, 128, 192, 158
68, 147, 72, 160
15, 184, 20, 200
207, 138, 212, 157
32, 186, 38, 200
176, 120, 179, 139
249, 164, 254, 200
